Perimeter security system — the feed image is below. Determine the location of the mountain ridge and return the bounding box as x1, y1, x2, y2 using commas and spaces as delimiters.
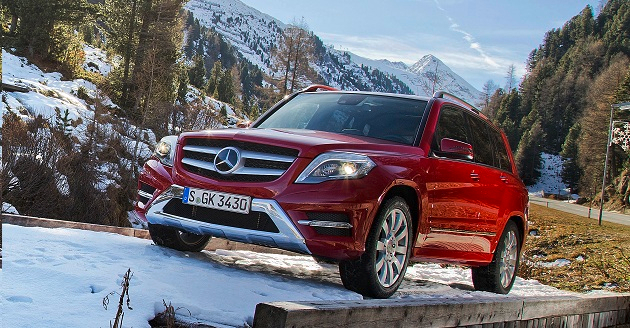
185, 0, 482, 104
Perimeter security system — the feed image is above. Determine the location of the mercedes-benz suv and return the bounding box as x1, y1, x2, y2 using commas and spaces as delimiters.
135, 85, 528, 298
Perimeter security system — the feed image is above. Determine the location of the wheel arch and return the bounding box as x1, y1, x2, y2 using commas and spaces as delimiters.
506, 214, 527, 248
381, 184, 421, 244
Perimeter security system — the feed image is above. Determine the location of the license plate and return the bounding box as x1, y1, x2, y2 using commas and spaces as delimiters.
182, 187, 251, 214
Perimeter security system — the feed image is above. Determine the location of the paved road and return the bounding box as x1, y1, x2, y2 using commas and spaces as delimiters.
530, 196, 630, 226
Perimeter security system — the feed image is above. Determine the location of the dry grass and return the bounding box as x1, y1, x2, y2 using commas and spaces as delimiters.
519, 204, 630, 292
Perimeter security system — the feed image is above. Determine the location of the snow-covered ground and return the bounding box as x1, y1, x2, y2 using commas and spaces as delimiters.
2, 224, 575, 328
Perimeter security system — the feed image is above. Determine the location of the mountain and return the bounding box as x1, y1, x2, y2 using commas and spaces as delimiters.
349, 53, 483, 103
184, 0, 482, 104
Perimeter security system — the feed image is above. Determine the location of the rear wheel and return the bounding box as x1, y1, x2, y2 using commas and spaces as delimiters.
339, 197, 412, 298
148, 224, 210, 252
471, 220, 520, 294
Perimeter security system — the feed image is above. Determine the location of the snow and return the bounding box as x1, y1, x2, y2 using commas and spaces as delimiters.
2, 203, 19, 214
2, 224, 576, 327
1, 49, 155, 190
527, 153, 577, 199
83, 45, 116, 76
538, 259, 572, 268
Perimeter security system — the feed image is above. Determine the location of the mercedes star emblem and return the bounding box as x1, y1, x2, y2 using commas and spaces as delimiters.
214, 147, 242, 174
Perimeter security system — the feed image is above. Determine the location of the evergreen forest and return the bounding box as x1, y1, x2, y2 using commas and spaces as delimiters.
482, 0, 630, 209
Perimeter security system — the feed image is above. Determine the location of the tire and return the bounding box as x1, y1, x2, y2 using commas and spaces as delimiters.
339, 197, 413, 298
148, 223, 211, 252
471, 220, 520, 294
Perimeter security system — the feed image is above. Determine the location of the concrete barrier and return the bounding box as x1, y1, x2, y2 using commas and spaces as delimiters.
253, 294, 630, 328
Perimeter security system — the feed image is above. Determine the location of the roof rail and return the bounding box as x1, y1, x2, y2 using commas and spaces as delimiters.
301, 84, 338, 93
432, 91, 480, 114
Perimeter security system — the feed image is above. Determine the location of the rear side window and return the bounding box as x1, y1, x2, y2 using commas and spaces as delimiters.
468, 115, 494, 167
488, 128, 512, 172
433, 107, 470, 151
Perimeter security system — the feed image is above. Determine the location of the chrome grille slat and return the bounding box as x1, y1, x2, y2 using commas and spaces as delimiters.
236, 167, 284, 176
182, 157, 217, 171
241, 150, 295, 163
183, 145, 221, 155
180, 139, 298, 182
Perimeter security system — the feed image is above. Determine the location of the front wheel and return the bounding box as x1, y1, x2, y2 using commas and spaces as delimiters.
339, 197, 412, 298
471, 220, 520, 294
148, 224, 211, 252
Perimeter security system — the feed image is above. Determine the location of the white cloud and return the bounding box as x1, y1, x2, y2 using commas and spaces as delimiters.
434, 0, 502, 70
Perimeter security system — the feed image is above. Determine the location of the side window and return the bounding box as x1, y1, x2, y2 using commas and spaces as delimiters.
432, 107, 470, 153
467, 115, 495, 167
489, 128, 512, 171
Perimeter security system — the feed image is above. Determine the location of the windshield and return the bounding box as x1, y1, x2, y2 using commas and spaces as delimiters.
256, 93, 428, 145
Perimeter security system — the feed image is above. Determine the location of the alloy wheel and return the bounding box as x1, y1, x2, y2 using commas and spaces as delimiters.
375, 208, 409, 288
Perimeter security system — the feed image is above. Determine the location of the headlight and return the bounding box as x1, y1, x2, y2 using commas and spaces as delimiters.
153, 135, 178, 166
295, 152, 376, 184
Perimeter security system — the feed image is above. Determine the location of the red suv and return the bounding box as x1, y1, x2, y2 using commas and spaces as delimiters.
136, 85, 528, 298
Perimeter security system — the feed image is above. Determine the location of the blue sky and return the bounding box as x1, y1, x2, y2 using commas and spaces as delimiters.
238, 0, 599, 90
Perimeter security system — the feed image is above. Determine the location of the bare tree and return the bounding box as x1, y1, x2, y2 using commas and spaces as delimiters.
272, 19, 316, 94
505, 64, 517, 91
480, 79, 498, 109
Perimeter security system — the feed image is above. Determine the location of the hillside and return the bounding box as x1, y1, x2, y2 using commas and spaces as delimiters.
483, 0, 630, 203
184, 0, 482, 103
0, 48, 239, 225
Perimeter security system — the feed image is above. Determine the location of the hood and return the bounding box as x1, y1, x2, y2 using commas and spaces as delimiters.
179, 128, 424, 159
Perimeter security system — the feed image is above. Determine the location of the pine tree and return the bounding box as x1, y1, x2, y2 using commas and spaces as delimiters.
218, 68, 235, 104
207, 61, 223, 97
514, 119, 544, 185
480, 80, 498, 109
493, 89, 522, 150
560, 123, 582, 192
177, 71, 189, 104
54, 107, 73, 137
8, 0, 96, 58
188, 55, 206, 89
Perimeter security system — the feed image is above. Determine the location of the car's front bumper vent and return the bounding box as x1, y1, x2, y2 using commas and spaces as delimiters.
162, 200, 279, 233
138, 183, 157, 205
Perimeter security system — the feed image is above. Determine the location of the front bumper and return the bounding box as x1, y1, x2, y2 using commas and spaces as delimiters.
142, 185, 311, 254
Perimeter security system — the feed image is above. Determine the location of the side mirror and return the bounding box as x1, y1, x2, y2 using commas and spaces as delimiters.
236, 121, 252, 128
440, 138, 474, 160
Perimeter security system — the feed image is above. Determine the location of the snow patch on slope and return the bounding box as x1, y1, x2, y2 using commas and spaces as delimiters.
527, 153, 575, 198
186, 0, 285, 72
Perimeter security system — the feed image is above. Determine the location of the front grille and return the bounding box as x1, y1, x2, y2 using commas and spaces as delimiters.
162, 199, 279, 233
180, 138, 299, 182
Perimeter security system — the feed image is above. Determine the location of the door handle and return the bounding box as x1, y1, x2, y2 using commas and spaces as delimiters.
500, 175, 509, 183
470, 172, 480, 180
